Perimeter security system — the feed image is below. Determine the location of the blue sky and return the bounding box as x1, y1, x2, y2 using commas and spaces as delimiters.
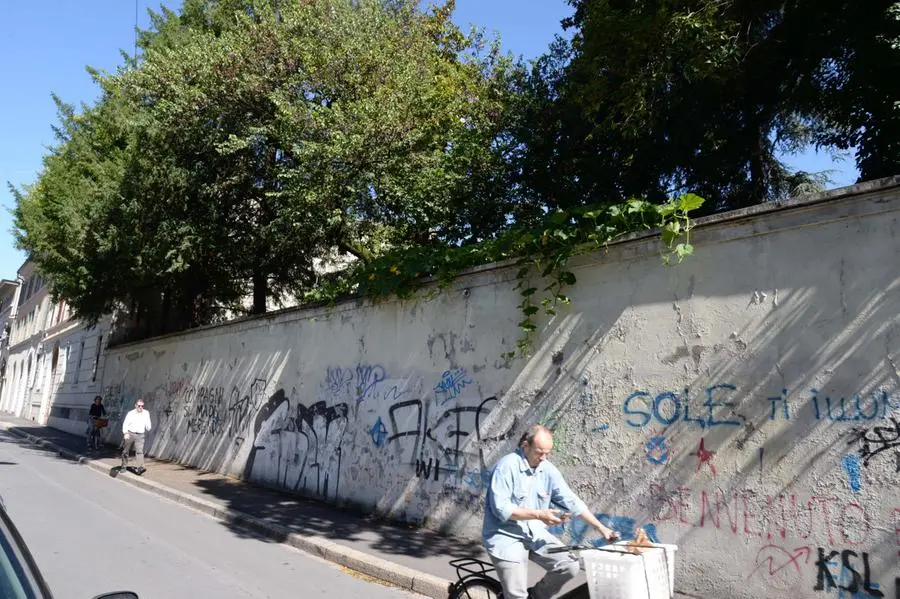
0, 0, 859, 281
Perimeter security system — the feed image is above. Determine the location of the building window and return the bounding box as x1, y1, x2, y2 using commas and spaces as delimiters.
73, 339, 85, 384
91, 335, 103, 382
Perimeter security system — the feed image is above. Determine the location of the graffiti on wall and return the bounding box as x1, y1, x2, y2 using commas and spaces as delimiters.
137, 376, 269, 441
245, 388, 349, 500
841, 455, 863, 494
846, 417, 900, 468
648, 485, 872, 547
434, 368, 473, 405
185, 386, 225, 434
106, 354, 900, 599
622, 385, 900, 429
227, 378, 267, 438
813, 549, 883, 597
768, 388, 899, 423
644, 434, 671, 465
116, 361, 515, 505
692, 438, 717, 476
102, 382, 139, 421
549, 512, 659, 547
322, 363, 396, 405
623, 384, 742, 429
383, 394, 513, 487
751, 545, 813, 590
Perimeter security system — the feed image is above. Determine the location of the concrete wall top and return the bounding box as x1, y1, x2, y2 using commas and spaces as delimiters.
108, 175, 900, 352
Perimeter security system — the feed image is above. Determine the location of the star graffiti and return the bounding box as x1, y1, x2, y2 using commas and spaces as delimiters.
693, 438, 716, 476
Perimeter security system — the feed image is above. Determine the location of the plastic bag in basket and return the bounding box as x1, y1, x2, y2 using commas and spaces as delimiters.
625, 528, 653, 554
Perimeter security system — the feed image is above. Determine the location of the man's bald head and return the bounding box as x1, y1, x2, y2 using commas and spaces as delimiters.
520, 424, 553, 468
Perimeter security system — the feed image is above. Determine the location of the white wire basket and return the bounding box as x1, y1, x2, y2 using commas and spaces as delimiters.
579, 542, 678, 599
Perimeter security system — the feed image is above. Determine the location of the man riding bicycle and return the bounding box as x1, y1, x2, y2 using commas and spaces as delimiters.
86, 396, 107, 443
483, 424, 620, 599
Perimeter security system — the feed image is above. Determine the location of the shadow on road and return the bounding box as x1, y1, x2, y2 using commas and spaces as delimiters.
191, 476, 485, 562
2, 420, 488, 581
0, 426, 119, 463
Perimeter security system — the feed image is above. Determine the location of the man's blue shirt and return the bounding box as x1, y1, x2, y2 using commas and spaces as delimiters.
482, 449, 588, 561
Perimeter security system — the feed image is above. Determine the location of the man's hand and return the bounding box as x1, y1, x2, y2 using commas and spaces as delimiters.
598, 526, 620, 543
535, 509, 564, 525
124, 433, 131, 441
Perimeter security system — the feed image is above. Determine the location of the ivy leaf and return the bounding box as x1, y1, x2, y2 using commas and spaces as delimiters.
661, 222, 681, 247
558, 271, 577, 285
548, 211, 569, 225
518, 320, 537, 332
522, 305, 539, 316
675, 243, 694, 258
678, 193, 704, 212
521, 287, 538, 297
626, 198, 645, 213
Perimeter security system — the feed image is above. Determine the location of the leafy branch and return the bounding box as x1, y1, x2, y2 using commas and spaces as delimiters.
307, 193, 704, 358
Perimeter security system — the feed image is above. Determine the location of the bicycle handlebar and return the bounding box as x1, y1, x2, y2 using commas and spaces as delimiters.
545, 542, 665, 555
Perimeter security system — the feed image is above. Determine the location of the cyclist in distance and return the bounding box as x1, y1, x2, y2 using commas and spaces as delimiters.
87, 395, 106, 434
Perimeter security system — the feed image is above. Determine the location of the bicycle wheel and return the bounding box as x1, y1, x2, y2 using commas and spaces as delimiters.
449, 577, 503, 599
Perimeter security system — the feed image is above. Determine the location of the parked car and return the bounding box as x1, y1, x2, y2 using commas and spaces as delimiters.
0, 494, 138, 599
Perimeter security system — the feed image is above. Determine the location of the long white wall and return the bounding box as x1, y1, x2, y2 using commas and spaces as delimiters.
99, 179, 900, 599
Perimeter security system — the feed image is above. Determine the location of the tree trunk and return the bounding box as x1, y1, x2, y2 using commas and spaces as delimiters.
252, 268, 268, 315
159, 289, 171, 335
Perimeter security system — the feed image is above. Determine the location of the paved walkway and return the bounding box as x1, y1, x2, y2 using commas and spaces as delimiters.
0, 416, 603, 599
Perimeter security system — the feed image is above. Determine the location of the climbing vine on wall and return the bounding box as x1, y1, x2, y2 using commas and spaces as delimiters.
307, 193, 704, 357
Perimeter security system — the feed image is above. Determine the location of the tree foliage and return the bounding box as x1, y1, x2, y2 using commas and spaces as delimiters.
516, 0, 900, 214
14, 0, 523, 333
19, 0, 896, 349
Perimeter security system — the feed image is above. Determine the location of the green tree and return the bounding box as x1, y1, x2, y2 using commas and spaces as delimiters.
789, 0, 900, 180
14, 0, 521, 331
520, 0, 898, 214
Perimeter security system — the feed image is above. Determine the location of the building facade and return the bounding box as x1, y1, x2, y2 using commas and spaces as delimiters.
0, 278, 22, 412
2, 261, 50, 420
41, 311, 111, 436
0, 260, 109, 425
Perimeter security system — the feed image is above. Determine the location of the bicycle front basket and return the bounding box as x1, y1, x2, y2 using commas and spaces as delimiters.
581, 543, 678, 599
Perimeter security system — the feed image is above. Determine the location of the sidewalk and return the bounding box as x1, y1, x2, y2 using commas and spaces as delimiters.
0, 416, 596, 599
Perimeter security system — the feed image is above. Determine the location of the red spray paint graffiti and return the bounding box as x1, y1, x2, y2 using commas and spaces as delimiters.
649, 485, 871, 546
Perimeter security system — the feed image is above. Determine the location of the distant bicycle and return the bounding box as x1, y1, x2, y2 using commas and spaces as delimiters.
86, 417, 109, 450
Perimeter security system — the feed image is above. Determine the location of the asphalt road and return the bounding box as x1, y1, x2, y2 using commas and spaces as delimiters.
0, 429, 424, 599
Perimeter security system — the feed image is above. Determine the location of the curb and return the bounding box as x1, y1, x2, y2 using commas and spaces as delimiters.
0, 423, 452, 599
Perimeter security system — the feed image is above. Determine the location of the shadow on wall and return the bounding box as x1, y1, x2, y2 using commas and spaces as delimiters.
408, 206, 900, 595
106, 351, 289, 476
98, 187, 900, 598
506, 216, 900, 597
